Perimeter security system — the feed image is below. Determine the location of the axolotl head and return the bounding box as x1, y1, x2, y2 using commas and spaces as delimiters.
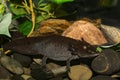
69, 39, 99, 58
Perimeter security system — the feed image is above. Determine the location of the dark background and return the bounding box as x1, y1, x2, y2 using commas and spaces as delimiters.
63, 0, 120, 27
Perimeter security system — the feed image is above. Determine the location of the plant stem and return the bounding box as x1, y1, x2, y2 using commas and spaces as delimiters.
27, 0, 35, 37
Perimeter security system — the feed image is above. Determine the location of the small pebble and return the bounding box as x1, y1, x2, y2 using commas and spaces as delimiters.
31, 67, 54, 80
0, 54, 23, 74
0, 65, 11, 79
49, 77, 63, 80
23, 67, 31, 75
21, 74, 35, 80
10, 75, 24, 80
91, 75, 118, 80
68, 64, 92, 80
13, 53, 32, 67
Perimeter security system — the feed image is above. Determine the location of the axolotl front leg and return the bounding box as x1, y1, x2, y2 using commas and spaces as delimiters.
66, 56, 77, 72
41, 56, 48, 67
41, 55, 77, 72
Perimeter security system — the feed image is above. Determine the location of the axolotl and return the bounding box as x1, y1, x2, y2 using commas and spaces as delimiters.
3, 35, 99, 70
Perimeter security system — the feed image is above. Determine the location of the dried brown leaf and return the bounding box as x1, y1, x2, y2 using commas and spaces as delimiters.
62, 19, 107, 45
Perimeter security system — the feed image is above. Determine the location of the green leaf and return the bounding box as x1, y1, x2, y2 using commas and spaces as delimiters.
50, 0, 74, 4
36, 11, 55, 23
9, 3, 27, 15
36, 15, 45, 23
0, 4, 4, 14
18, 20, 32, 35
0, 13, 12, 37
96, 47, 103, 52
39, 4, 52, 13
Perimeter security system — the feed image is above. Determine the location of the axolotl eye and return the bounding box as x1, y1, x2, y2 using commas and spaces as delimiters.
83, 45, 87, 50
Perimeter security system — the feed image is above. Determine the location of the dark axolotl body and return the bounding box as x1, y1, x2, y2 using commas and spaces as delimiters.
3, 35, 99, 69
